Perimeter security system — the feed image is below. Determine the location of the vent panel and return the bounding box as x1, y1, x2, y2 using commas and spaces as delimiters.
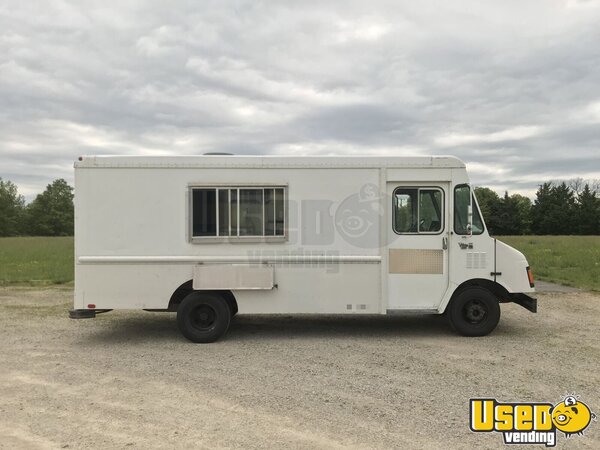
466, 252, 487, 269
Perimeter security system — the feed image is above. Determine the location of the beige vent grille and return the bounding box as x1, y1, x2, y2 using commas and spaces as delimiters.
389, 249, 444, 274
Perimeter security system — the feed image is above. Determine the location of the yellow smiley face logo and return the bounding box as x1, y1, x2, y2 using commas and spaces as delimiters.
551, 396, 596, 436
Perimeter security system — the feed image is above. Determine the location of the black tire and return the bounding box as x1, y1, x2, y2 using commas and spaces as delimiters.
228, 300, 238, 318
447, 287, 500, 336
177, 292, 231, 343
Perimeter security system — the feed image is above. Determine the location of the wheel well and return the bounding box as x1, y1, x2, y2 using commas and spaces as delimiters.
448, 278, 510, 307
168, 280, 238, 314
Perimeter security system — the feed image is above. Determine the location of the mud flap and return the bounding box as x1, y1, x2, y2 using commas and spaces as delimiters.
69, 309, 112, 319
509, 293, 537, 313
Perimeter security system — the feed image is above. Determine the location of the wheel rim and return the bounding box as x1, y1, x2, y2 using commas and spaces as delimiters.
190, 304, 217, 331
462, 299, 488, 324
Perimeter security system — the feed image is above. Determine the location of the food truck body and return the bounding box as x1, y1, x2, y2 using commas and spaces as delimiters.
71, 155, 536, 342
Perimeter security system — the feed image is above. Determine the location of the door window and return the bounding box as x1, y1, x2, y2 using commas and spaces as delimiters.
393, 187, 444, 234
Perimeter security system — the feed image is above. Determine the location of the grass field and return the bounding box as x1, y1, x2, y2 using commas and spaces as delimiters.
0, 237, 74, 285
0, 235, 598, 290
498, 236, 600, 291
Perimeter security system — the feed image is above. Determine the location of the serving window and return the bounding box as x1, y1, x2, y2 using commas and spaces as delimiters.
191, 186, 286, 241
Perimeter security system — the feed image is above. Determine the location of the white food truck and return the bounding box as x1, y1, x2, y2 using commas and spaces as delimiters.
70, 155, 536, 342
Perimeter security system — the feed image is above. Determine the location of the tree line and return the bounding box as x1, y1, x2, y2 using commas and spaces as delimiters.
0, 178, 74, 236
0, 177, 599, 237
475, 179, 600, 235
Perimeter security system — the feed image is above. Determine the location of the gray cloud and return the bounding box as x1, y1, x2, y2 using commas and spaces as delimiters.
1, 0, 600, 199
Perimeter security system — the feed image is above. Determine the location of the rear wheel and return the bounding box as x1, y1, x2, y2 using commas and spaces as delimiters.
447, 287, 500, 336
177, 292, 231, 343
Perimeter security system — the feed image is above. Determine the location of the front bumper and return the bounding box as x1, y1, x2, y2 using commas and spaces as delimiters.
508, 293, 537, 313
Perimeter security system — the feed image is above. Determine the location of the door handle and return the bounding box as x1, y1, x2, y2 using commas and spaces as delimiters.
442, 237, 448, 250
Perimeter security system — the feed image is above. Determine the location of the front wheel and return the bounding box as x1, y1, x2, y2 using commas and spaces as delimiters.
447, 287, 500, 336
177, 292, 231, 343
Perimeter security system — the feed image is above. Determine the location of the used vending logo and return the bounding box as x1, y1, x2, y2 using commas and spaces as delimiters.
470, 395, 596, 447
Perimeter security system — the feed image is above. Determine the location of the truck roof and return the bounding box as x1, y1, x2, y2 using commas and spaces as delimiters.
75, 155, 465, 169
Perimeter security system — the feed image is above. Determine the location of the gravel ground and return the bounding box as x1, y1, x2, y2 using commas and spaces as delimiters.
0, 286, 598, 449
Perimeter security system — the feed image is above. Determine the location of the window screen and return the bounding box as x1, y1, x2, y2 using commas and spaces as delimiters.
239, 189, 263, 236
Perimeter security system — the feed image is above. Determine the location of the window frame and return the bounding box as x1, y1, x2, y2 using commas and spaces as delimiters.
392, 186, 445, 235
453, 183, 485, 235
188, 183, 288, 243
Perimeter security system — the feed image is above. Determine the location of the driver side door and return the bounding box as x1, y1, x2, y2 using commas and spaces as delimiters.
386, 183, 449, 311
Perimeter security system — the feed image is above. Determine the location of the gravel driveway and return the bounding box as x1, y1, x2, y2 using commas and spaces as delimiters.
0, 287, 598, 449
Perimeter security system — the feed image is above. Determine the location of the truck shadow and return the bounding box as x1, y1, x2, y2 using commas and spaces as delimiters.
228, 314, 451, 341
75, 312, 495, 344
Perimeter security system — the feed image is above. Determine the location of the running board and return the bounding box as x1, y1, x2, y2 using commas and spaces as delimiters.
386, 309, 439, 315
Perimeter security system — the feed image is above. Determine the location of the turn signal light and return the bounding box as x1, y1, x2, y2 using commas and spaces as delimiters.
526, 267, 535, 288
87, 304, 96, 309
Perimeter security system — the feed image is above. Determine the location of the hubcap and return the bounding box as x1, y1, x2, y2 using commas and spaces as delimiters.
190, 304, 216, 331
463, 299, 487, 324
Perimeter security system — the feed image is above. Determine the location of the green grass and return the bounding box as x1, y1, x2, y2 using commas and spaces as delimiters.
497, 236, 600, 291
0, 237, 74, 285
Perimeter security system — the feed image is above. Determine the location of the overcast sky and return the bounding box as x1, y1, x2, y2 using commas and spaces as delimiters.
1, 0, 600, 199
